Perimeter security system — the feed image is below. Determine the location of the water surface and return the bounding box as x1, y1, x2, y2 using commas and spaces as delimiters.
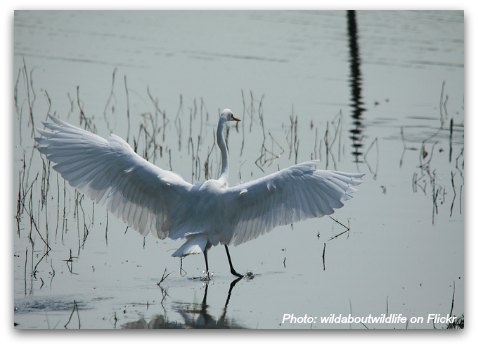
13, 10, 464, 329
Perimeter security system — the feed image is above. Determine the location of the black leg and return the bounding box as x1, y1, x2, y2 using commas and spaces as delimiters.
203, 249, 210, 280
224, 245, 243, 278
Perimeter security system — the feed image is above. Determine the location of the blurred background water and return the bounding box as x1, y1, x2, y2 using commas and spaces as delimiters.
13, 10, 464, 329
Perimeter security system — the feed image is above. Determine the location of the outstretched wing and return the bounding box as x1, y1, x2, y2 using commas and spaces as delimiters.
223, 161, 364, 245
35, 117, 193, 239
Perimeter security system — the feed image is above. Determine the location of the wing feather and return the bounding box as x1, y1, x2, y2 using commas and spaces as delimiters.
35, 117, 193, 239
223, 162, 363, 245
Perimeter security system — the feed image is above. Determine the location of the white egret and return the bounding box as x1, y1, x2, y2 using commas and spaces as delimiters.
36, 109, 363, 278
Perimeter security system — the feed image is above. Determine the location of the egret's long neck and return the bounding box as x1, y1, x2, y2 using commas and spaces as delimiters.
217, 118, 229, 180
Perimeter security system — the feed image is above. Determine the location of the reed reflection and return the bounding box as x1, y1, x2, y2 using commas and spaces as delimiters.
347, 10, 366, 163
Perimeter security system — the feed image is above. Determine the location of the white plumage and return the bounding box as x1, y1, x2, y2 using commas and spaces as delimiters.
36, 109, 363, 278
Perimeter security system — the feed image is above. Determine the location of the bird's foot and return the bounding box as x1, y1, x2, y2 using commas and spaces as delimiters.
230, 270, 255, 280
244, 271, 255, 280
201, 271, 213, 282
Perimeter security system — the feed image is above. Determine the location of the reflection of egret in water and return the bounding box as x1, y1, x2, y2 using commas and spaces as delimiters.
347, 10, 366, 163
122, 278, 244, 329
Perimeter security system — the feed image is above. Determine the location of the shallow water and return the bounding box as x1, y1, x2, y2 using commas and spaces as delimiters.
13, 10, 464, 329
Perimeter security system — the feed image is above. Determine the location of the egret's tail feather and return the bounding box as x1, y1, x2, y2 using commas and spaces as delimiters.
172, 235, 208, 257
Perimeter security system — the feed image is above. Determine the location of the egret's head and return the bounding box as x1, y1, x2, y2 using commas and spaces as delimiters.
220, 109, 241, 123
